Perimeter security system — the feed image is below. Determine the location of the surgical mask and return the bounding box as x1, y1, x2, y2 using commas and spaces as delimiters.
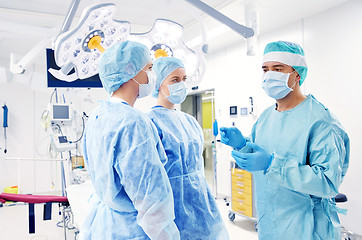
262, 71, 296, 100
163, 81, 188, 104
133, 70, 156, 98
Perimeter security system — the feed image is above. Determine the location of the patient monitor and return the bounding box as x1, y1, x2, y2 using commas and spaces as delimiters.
48, 103, 76, 152
49, 103, 71, 122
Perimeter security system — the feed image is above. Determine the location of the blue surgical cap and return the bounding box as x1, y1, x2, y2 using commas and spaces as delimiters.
151, 57, 184, 98
263, 41, 307, 85
98, 41, 151, 94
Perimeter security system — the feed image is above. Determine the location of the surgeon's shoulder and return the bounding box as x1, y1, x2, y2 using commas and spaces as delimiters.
148, 106, 170, 119
107, 105, 151, 132
127, 108, 152, 125
87, 105, 101, 120
308, 95, 337, 122
181, 110, 195, 120
308, 95, 347, 132
146, 107, 159, 120
146, 108, 165, 128
180, 111, 200, 125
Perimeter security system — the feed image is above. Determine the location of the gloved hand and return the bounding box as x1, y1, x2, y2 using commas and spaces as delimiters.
219, 127, 246, 149
231, 143, 273, 172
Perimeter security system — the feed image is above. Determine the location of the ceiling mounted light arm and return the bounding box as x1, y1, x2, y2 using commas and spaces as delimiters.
55, 0, 81, 41
171, 0, 208, 87
10, 39, 50, 74
184, 0, 254, 39
173, 0, 208, 54
245, 2, 258, 56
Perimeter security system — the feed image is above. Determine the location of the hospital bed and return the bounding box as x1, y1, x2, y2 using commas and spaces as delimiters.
0, 180, 95, 240
0, 192, 69, 236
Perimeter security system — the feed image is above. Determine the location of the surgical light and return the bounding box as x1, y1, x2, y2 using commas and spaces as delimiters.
50, 4, 206, 87
50, 3, 131, 82
130, 19, 203, 87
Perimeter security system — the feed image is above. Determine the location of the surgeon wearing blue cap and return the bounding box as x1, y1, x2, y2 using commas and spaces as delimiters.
147, 57, 229, 240
220, 41, 349, 240
80, 41, 180, 240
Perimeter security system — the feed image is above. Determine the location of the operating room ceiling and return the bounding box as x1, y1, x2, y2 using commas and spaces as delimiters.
0, 0, 351, 70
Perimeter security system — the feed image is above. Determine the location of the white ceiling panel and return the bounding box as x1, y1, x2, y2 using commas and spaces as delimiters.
0, 0, 351, 71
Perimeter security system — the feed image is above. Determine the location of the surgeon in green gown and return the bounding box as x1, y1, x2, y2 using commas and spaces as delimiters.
220, 41, 350, 240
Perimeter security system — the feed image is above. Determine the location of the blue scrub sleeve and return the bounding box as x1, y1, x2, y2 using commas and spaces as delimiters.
265, 121, 348, 198
114, 121, 180, 240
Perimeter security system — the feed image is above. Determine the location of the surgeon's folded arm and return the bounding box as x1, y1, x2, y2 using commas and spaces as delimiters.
265, 125, 347, 199
114, 123, 180, 240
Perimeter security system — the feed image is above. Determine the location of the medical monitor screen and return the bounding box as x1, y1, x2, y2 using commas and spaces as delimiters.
53, 105, 70, 120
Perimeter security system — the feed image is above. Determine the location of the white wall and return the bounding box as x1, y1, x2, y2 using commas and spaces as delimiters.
0, 69, 52, 194
0, 69, 108, 195
197, 0, 362, 233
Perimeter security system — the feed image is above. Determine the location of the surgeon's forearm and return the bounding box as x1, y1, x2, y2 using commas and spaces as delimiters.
153, 222, 180, 240
136, 199, 180, 240
141, 219, 180, 240
131, 164, 180, 239
265, 153, 341, 198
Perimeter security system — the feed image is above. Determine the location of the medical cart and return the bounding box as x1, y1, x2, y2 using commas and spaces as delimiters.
228, 162, 257, 222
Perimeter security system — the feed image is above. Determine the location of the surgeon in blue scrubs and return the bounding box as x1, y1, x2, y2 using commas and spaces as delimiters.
220, 41, 350, 240
80, 41, 180, 240
148, 57, 229, 240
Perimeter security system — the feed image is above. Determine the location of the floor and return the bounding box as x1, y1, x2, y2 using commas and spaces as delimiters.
0, 199, 258, 240
0, 202, 78, 240
217, 198, 258, 240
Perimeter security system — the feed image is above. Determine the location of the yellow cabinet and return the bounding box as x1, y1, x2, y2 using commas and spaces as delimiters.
230, 167, 254, 218
231, 201, 253, 217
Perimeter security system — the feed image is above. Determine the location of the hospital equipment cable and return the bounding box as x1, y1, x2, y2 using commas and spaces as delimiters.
68, 112, 86, 144
53, 123, 64, 136
49, 88, 58, 103
56, 204, 76, 231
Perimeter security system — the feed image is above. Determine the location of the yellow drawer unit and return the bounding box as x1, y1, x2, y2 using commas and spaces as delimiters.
232, 183, 252, 194
232, 168, 252, 179
232, 176, 252, 187
231, 201, 253, 217
229, 166, 256, 221
231, 189, 252, 205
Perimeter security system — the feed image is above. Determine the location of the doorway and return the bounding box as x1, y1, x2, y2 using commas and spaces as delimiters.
181, 89, 216, 192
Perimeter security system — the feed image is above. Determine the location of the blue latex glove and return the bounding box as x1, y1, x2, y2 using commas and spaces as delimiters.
231, 143, 273, 172
219, 127, 246, 149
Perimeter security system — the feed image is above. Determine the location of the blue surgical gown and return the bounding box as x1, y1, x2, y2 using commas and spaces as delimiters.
240, 95, 349, 240
148, 107, 229, 240
80, 99, 180, 240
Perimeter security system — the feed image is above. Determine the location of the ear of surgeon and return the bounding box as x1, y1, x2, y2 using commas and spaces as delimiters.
98, 40, 156, 105
131, 61, 156, 99
111, 61, 154, 105
133, 61, 154, 85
